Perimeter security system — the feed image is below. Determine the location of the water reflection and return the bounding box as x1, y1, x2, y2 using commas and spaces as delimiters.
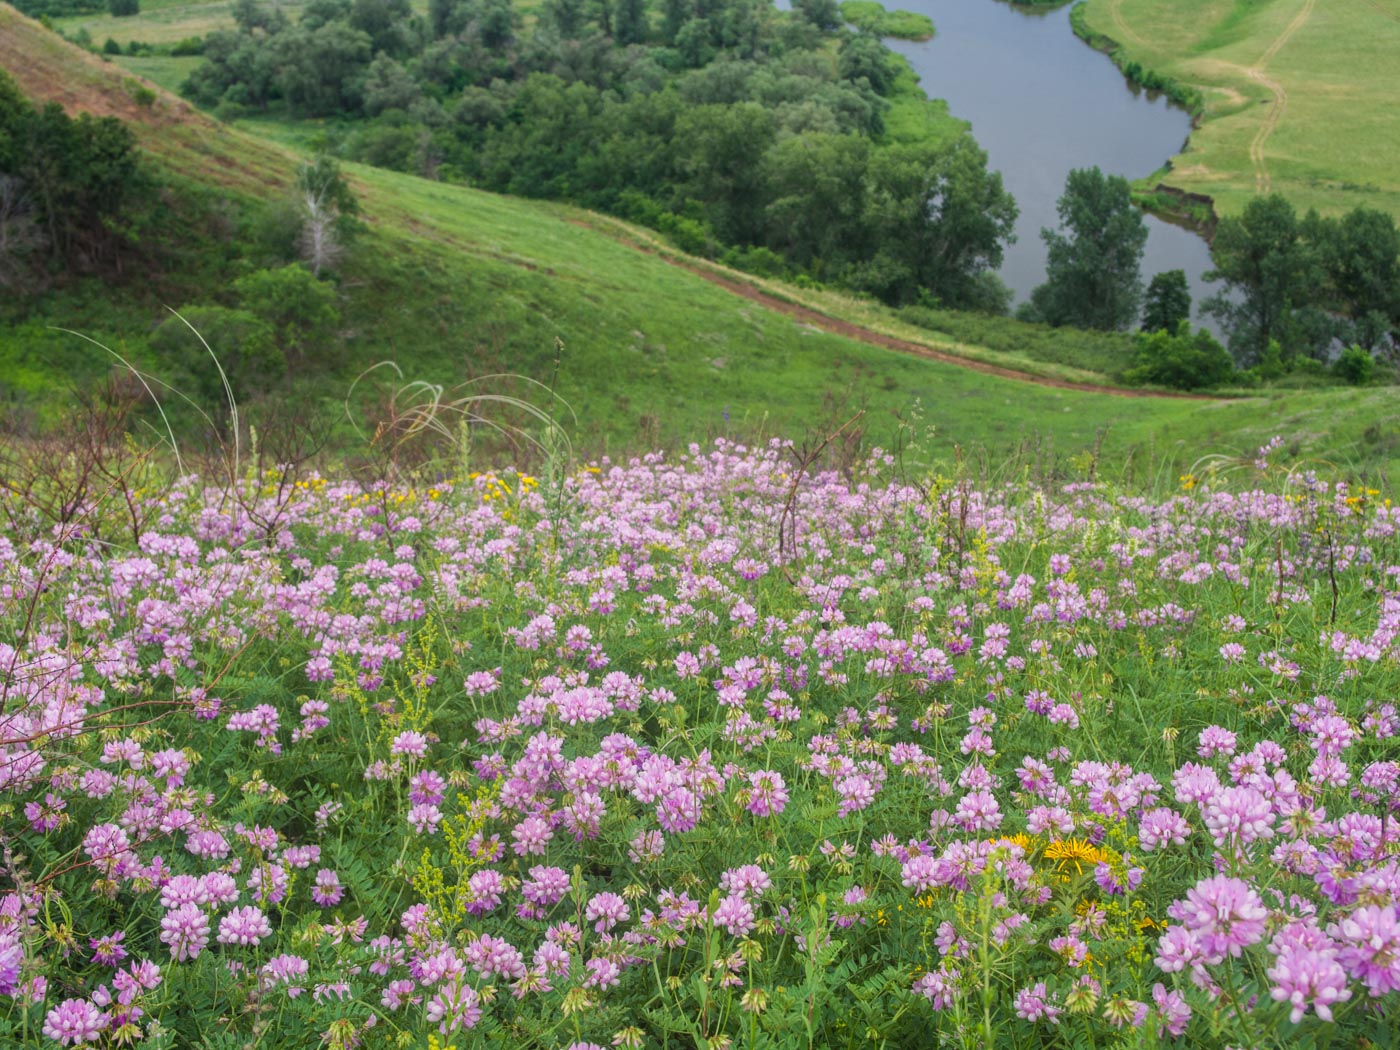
882, 0, 1219, 328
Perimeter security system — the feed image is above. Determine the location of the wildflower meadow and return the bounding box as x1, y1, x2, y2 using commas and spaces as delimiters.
2, 436, 1399, 1048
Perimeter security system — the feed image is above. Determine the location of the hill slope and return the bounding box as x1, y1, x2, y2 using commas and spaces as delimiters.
3, 4, 1398, 484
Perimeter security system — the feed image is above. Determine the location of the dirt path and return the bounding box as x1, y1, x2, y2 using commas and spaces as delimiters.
565, 220, 1219, 401
1107, 0, 1146, 48
1246, 0, 1316, 194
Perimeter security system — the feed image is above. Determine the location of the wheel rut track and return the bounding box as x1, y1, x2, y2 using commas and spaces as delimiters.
1246, 0, 1316, 194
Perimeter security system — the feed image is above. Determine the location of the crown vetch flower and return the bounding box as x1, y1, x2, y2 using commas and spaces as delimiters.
217, 906, 272, 948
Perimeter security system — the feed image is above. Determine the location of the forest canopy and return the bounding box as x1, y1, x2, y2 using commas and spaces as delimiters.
178, 0, 1017, 310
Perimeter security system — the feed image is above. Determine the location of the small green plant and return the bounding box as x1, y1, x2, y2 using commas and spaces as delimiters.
1333, 344, 1375, 385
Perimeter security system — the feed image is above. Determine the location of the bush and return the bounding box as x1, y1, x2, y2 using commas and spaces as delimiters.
232, 264, 342, 365
839, 1, 935, 40
656, 212, 712, 256
107, 0, 139, 15
148, 305, 285, 407
1334, 344, 1375, 385
169, 35, 206, 56
720, 245, 788, 279
1123, 326, 1235, 390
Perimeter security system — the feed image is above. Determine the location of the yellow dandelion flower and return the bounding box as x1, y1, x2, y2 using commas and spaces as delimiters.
1043, 838, 1112, 877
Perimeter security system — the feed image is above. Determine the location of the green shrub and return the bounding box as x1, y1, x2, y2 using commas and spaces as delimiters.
656, 212, 711, 256
232, 264, 342, 365
148, 305, 285, 406
1123, 326, 1234, 390
1334, 344, 1375, 385
169, 36, 206, 57
838, 0, 935, 40
720, 245, 788, 279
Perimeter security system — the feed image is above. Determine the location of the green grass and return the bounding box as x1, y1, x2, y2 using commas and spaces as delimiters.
110, 52, 202, 92
54, 0, 432, 44
1075, 0, 1400, 221
326, 168, 1204, 462
840, 0, 935, 41
6, 3, 1400, 486
878, 58, 966, 147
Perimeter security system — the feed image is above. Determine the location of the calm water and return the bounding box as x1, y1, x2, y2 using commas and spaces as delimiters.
883, 0, 1217, 325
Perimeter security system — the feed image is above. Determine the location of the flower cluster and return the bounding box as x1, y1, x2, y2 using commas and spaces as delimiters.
2, 443, 1399, 1046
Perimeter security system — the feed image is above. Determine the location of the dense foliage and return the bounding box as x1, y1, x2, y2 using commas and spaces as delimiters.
176, 0, 1017, 309
1204, 194, 1400, 368
1141, 270, 1192, 336
1028, 167, 1148, 332
2, 435, 1400, 1047
0, 71, 148, 287
7, 0, 104, 17
837, 1, 933, 42
1123, 325, 1233, 391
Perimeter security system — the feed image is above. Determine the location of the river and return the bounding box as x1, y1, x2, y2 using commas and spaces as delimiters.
880, 0, 1218, 327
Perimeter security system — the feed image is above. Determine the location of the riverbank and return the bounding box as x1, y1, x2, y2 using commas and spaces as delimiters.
878, 0, 1219, 328
1072, 0, 1400, 221
840, 0, 935, 40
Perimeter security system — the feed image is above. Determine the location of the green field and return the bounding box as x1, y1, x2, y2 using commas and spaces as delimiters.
1077, 0, 1400, 220
53, 0, 432, 45
839, 0, 935, 40
4, 3, 1400, 485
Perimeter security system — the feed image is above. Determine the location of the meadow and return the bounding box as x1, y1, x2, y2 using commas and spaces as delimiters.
9, 3, 1400, 490
1075, 0, 1400, 221
2, 427, 1399, 1047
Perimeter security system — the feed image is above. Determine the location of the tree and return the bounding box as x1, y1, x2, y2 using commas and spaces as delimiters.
761, 132, 868, 275
271, 24, 373, 117
674, 17, 716, 67
477, 0, 517, 48
183, 31, 280, 110
349, 0, 414, 56
673, 101, 776, 244
231, 0, 286, 34
1, 75, 144, 275
294, 156, 360, 275
232, 265, 341, 365
613, 0, 646, 44
428, 0, 471, 38
855, 135, 1017, 309
108, 0, 139, 16
0, 175, 46, 289
794, 0, 839, 30
662, 0, 692, 44
838, 33, 895, 96
543, 0, 589, 38
474, 74, 603, 198
1031, 166, 1147, 330
362, 54, 422, 117
1141, 269, 1191, 333
1203, 193, 1320, 366
1315, 207, 1400, 329
149, 307, 285, 406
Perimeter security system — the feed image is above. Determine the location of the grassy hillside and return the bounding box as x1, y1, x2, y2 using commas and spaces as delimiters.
1077, 0, 1400, 221
4, 3, 1399, 486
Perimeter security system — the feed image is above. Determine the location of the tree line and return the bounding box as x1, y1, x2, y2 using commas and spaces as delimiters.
178, 0, 1017, 311
1026, 166, 1400, 387
0, 70, 148, 289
